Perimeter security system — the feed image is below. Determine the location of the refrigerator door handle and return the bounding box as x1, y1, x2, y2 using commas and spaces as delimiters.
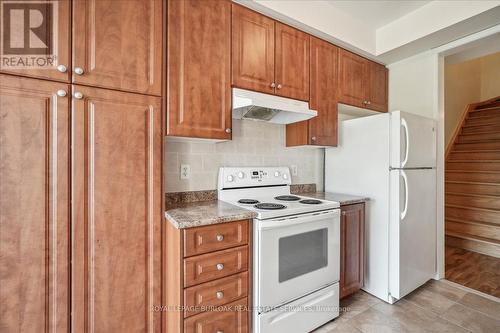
401, 118, 409, 167
401, 170, 409, 220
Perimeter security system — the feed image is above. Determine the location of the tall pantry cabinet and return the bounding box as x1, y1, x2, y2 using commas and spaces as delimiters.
0, 0, 163, 332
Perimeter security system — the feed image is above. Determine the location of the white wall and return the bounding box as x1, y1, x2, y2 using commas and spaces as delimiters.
165, 120, 324, 192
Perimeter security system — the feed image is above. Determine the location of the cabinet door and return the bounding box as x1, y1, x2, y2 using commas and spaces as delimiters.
338, 49, 368, 108
0, 75, 70, 331
308, 37, 339, 146
73, 0, 162, 95
167, 0, 232, 140
367, 62, 388, 112
72, 86, 162, 332
232, 4, 275, 94
0, 0, 71, 82
275, 22, 310, 101
340, 203, 365, 299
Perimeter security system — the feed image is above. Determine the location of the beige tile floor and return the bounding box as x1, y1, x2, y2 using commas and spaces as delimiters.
312, 280, 500, 333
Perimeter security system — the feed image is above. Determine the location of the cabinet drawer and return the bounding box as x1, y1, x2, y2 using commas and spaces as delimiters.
184, 220, 248, 257
184, 298, 248, 333
184, 246, 248, 287
184, 272, 248, 317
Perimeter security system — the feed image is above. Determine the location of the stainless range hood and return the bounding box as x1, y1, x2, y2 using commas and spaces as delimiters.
232, 88, 317, 124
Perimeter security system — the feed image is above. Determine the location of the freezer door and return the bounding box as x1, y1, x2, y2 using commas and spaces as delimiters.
390, 111, 436, 168
389, 169, 436, 300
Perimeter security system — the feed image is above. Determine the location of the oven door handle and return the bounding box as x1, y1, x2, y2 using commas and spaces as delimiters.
259, 209, 339, 230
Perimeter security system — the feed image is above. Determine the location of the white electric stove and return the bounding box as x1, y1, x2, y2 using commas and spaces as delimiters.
218, 167, 341, 333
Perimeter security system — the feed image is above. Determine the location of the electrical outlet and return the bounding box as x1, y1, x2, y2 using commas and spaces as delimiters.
180, 164, 190, 179
291, 165, 298, 176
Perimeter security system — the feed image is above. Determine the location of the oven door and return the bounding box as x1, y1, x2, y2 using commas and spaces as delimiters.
257, 209, 340, 310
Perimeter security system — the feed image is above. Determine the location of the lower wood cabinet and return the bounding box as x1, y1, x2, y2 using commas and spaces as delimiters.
340, 203, 365, 299
166, 220, 252, 333
0, 74, 71, 332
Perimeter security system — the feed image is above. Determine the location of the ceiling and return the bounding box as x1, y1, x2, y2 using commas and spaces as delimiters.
326, 0, 431, 29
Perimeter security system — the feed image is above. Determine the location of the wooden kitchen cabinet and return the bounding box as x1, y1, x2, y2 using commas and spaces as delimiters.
338, 49, 388, 112
167, 0, 232, 140
286, 37, 338, 147
232, 4, 310, 101
72, 0, 162, 95
166, 220, 252, 333
340, 203, 365, 299
0, 75, 70, 332
232, 4, 275, 94
0, 0, 71, 82
72, 86, 162, 332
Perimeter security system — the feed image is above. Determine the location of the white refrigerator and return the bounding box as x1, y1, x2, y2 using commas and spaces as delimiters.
325, 111, 437, 303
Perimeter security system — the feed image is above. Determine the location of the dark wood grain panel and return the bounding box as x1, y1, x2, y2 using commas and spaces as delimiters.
73, 0, 162, 95
232, 4, 275, 94
72, 86, 162, 332
0, 74, 70, 332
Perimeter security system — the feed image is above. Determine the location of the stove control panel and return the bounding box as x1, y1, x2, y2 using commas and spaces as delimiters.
218, 167, 292, 189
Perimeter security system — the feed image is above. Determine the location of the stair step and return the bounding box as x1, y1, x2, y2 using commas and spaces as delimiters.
445, 204, 500, 225
464, 116, 500, 127
446, 234, 500, 258
446, 160, 500, 171
446, 181, 500, 196
453, 141, 500, 150
457, 132, 500, 142
446, 170, 500, 183
446, 192, 500, 210
448, 150, 500, 160
446, 218, 500, 242
468, 108, 500, 118
462, 124, 500, 134
474, 101, 500, 110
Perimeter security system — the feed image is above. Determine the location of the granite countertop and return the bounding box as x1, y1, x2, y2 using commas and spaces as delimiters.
303, 192, 370, 206
165, 200, 256, 229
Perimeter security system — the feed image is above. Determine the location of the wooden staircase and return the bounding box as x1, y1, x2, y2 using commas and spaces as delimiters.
445, 96, 500, 258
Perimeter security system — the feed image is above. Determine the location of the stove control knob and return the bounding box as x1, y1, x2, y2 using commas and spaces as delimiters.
227, 175, 234, 182
274, 171, 280, 177
283, 173, 288, 180
238, 172, 245, 179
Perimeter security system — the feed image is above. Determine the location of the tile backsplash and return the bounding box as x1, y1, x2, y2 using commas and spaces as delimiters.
165, 120, 324, 192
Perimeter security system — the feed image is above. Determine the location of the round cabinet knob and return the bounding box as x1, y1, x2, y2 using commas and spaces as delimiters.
225, 128, 232, 134
226, 175, 234, 182
216, 291, 224, 299
238, 172, 244, 179
367, 101, 371, 105
73, 92, 83, 99
217, 331, 224, 333
216, 263, 224, 271
277, 84, 282, 89
56, 64, 67, 73
342, 211, 346, 216
283, 173, 288, 180
56, 90, 67, 97
270, 82, 276, 88
74, 67, 84, 75
274, 171, 280, 177
311, 136, 317, 141
216, 234, 224, 242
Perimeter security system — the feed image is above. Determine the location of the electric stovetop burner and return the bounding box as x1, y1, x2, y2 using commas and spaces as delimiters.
275, 195, 301, 201
299, 199, 322, 204
238, 199, 260, 204
255, 203, 286, 210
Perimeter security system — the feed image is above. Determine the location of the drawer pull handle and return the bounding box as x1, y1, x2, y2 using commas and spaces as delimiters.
216, 234, 224, 242
216, 291, 224, 299
216, 263, 224, 271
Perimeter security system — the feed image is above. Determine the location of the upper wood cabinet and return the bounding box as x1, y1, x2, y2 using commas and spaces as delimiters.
0, 0, 71, 82
232, 4, 275, 94
167, 0, 232, 140
0, 75, 70, 332
72, 86, 162, 332
338, 49, 388, 112
286, 37, 338, 146
73, 0, 162, 95
232, 5, 310, 101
